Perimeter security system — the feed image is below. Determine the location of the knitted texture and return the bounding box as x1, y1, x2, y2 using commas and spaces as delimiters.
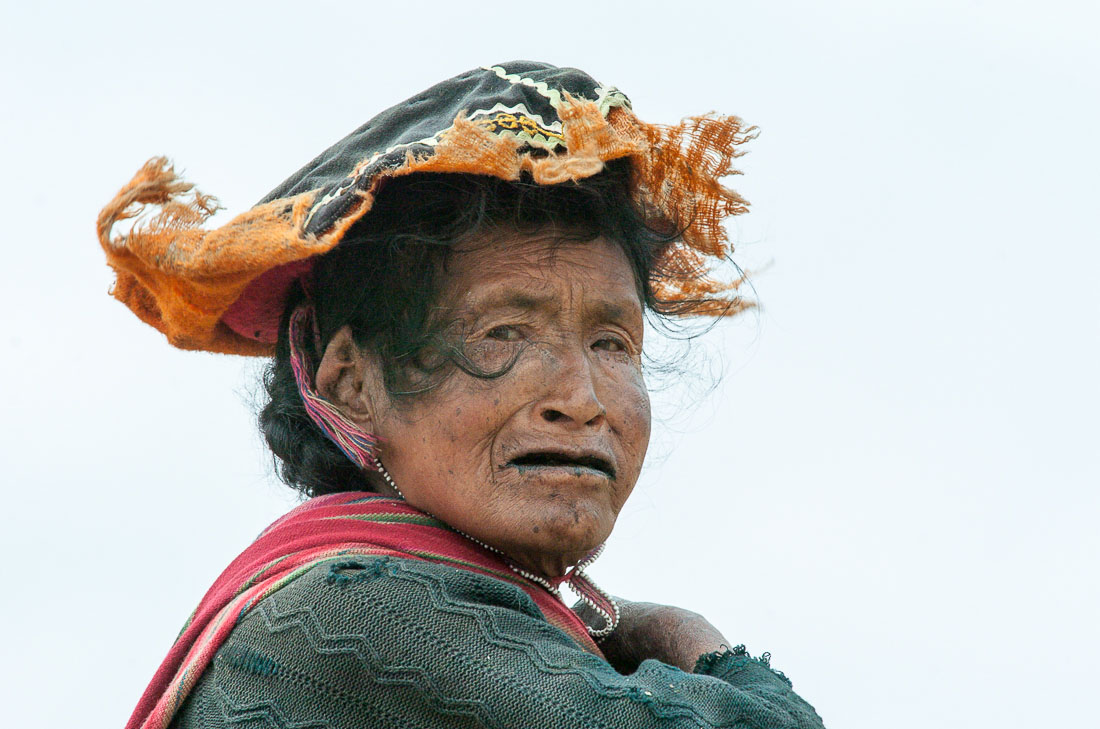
171, 557, 825, 729
126, 493, 605, 729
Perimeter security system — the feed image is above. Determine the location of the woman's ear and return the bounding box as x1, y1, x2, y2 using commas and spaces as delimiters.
314, 326, 376, 428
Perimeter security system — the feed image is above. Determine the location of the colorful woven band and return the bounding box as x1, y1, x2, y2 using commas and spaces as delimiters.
288, 305, 382, 471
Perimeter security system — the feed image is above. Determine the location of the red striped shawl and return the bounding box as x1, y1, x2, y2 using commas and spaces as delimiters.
125, 492, 608, 729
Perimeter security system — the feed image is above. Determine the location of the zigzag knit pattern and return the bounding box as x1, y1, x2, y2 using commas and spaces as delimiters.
171, 557, 824, 729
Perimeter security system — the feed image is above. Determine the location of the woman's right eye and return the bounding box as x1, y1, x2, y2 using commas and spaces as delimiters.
486, 325, 522, 341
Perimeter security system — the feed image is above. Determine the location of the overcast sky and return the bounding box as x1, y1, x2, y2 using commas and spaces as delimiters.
2, 2, 1097, 727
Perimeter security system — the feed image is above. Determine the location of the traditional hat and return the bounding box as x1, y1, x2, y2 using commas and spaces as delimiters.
97, 61, 756, 355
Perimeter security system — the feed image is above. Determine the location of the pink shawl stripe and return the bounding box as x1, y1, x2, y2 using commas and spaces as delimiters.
126, 493, 602, 729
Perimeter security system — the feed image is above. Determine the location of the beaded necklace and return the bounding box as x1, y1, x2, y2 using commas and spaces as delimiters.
376, 460, 620, 639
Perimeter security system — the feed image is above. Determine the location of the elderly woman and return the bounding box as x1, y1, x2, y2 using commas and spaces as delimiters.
99, 62, 825, 728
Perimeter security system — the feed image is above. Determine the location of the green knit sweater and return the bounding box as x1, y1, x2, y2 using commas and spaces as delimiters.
171, 555, 824, 728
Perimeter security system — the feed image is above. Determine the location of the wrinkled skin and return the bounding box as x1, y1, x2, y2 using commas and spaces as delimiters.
575, 599, 730, 674
317, 230, 730, 665
317, 232, 651, 578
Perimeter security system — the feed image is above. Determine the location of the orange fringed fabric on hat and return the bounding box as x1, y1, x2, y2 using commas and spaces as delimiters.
97, 62, 757, 355
97, 160, 320, 355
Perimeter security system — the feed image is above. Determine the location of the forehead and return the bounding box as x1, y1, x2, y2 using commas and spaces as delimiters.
438, 233, 643, 314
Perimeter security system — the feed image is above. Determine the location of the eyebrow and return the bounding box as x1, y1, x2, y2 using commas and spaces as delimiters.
476, 291, 554, 312
464, 289, 641, 325
587, 299, 638, 324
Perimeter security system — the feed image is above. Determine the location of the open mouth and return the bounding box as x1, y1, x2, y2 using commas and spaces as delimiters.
508, 451, 616, 479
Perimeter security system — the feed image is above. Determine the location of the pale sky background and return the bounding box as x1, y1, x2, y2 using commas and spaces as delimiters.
2, 1, 1097, 727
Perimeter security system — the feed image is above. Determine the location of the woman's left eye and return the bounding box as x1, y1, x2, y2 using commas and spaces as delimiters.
592, 336, 627, 353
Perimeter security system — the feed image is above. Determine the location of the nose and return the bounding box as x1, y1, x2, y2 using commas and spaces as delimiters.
537, 346, 606, 428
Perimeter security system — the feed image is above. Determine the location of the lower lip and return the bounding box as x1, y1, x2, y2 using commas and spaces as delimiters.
511, 464, 613, 480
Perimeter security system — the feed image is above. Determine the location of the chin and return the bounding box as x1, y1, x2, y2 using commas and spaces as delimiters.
501, 499, 616, 577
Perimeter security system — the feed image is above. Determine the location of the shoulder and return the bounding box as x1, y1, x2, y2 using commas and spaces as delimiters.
231, 554, 580, 673
173, 555, 826, 729
172, 555, 596, 728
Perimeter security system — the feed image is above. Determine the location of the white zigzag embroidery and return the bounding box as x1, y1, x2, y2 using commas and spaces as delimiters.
591, 84, 632, 115
483, 65, 564, 109
303, 134, 445, 229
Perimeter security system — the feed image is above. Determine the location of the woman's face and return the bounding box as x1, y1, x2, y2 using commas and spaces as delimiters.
324, 232, 651, 578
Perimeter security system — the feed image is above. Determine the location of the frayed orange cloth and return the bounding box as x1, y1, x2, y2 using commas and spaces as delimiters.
97, 62, 757, 355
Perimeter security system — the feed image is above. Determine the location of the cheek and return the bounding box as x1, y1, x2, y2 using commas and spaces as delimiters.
602, 358, 652, 453
381, 403, 500, 530
392, 383, 511, 480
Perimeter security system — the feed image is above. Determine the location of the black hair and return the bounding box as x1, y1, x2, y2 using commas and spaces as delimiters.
259, 158, 696, 497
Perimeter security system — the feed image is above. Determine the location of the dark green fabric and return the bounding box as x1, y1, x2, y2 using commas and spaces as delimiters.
171, 556, 824, 728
